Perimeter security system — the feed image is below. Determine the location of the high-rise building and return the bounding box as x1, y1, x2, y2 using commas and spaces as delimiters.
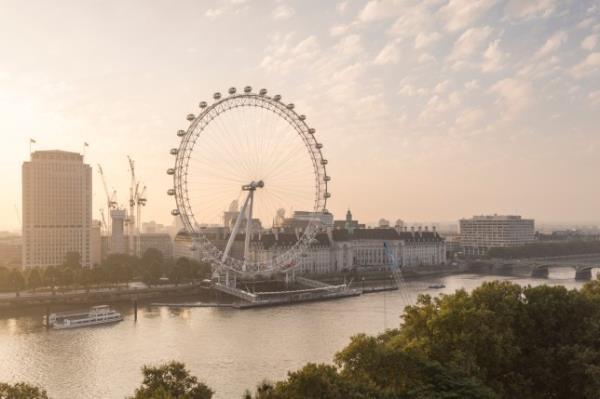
22, 150, 92, 268
459, 215, 535, 256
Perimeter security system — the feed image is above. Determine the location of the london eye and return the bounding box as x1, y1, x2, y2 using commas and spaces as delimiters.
167, 87, 330, 277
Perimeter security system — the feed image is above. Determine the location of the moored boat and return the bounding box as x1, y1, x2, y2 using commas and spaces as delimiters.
428, 283, 446, 289
45, 305, 123, 329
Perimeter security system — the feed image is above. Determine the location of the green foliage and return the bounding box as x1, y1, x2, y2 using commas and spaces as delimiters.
487, 240, 600, 259
0, 252, 213, 293
128, 361, 213, 399
246, 278, 600, 399
0, 382, 49, 399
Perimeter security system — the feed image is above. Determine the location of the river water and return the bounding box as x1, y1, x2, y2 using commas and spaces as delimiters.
0, 269, 596, 399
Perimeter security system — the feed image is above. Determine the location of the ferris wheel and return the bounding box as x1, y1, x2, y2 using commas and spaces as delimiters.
167, 86, 330, 276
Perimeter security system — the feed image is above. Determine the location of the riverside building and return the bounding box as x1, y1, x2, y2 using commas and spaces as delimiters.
459, 214, 535, 257
22, 150, 93, 268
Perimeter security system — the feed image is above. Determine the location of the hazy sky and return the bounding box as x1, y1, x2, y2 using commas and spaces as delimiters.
1, 0, 599, 231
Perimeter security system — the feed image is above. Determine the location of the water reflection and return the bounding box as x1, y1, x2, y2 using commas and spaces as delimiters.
0, 273, 593, 399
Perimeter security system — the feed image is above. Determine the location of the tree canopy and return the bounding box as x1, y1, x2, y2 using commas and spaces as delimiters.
0, 382, 48, 399
246, 278, 600, 399
128, 361, 213, 399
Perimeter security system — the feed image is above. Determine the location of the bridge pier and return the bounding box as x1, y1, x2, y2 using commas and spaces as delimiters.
531, 267, 549, 278
575, 268, 592, 281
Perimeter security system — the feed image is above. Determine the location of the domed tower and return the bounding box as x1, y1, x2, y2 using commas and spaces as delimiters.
345, 209, 354, 234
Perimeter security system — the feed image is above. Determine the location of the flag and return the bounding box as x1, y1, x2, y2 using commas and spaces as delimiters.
30, 138, 36, 144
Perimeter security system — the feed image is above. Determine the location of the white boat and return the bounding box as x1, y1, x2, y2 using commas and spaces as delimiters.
428, 283, 446, 289
45, 305, 123, 329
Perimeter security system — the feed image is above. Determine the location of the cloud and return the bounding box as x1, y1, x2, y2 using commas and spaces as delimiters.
389, 3, 434, 38
358, 0, 403, 22
448, 26, 493, 62
330, 24, 349, 37
260, 34, 320, 73
337, 1, 349, 13
589, 90, 600, 107
533, 30, 567, 59
465, 80, 480, 90
504, 0, 556, 20
374, 42, 400, 64
204, 0, 248, 19
490, 78, 534, 118
398, 83, 427, 97
414, 32, 441, 49
335, 34, 363, 57
438, 0, 497, 32
272, 5, 295, 20
570, 52, 600, 78
581, 34, 598, 51
482, 39, 507, 72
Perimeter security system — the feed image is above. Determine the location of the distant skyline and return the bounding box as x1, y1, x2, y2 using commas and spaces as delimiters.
1, 0, 599, 231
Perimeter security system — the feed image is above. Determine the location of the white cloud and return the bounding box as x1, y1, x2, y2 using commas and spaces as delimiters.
570, 52, 600, 78
260, 34, 321, 73
533, 30, 567, 59
337, 1, 349, 13
272, 5, 295, 20
465, 80, 480, 90
389, 3, 434, 38
505, 0, 557, 20
330, 24, 349, 37
490, 78, 534, 118
438, 0, 497, 32
434, 80, 450, 94
581, 35, 598, 51
482, 39, 507, 72
374, 42, 399, 65
205, 0, 248, 19
414, 32, 441, 49
398, 84, 427, 97
448, 26, 493, 62
589, 90, 600, 107
359, 0, 403, 22
335, 34, 363, 57
418, 53, 436, 64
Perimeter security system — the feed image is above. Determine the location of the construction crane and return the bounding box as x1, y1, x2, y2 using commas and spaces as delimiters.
127, 156, 136, 257
136, 185, 147, 257
99, 208, 108, 234
98, 164, 117, 252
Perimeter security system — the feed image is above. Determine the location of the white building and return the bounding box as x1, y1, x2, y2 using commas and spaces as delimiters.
173, 226, 446, 275
22, 150, 92, 268
459, 215, 535, 257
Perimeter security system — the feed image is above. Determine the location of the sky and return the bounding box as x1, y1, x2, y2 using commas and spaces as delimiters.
0, 0, 599, 231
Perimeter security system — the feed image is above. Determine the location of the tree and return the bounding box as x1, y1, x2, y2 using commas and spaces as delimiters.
63, 251, 81, 269
0, 382, 49, 398
8, 269, 25, 293
27, 268, 43, 291
128, 361, 213, 399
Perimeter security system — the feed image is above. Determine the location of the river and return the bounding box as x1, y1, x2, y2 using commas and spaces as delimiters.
0, 269, 597, 399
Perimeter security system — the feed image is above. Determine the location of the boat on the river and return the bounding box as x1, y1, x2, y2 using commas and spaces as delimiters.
428, 283, 446, 289
45, 305, 123, 329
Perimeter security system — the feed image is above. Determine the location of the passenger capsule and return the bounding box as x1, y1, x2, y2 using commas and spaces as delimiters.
299, 115, 306, 121
170, 148, 179, 155
286, 103, 295, 110
244, 86, 252, 93
186, 113, 195, 121
324, 175, 331, 182
167, 168, 175, 175
273, 94, 282, 102
171, 209, 180, 216
315, 143, 323, 149
228, 87, 236, 95
167, 189, 176, 196
308, 128, 315, 134
199, 101, 207, 108
323, 208, 329, 214
321, 159, 328, 165
213, 92, 221, 100
324, 192, 331, 199
177, 129, 186, 137
259, 88, 267, 96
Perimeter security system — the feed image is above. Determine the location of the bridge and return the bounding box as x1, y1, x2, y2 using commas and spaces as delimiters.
488, 254, 600, 280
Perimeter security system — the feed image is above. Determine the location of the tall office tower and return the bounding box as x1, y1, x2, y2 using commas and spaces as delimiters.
22, 150, 93, 268
110, 208, 127, 254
